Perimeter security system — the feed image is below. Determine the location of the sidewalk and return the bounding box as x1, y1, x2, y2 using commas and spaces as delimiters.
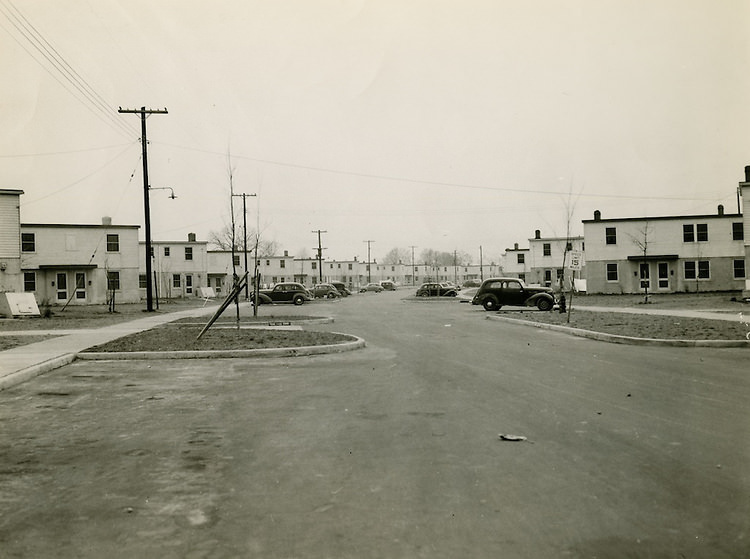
0, 303, 225, 391
574, 305, 745, 322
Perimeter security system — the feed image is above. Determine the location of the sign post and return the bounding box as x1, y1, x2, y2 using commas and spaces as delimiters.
566, 251, 583, 323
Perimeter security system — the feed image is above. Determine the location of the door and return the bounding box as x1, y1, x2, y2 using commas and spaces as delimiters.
56, 272, 67, 301
657, 262, 669, 290
639, 263, 650, 291
75, 272, 87, 301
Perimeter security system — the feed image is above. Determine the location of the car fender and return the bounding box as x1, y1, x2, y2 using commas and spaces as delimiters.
524, 292, 554, 306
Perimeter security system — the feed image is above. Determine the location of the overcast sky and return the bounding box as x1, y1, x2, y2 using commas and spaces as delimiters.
2, 0, 749, 263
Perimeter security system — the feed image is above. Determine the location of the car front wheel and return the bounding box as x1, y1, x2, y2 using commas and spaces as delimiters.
482, 297, 499, 311
536, 298, 553, 311
293, 295, 305, 305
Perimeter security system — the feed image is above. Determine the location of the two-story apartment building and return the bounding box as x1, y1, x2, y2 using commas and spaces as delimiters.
500, 243, 531, 282
0, 190, 23, 294
582, 206, 745, 294
20, 217, 141, 304
526, 230, 585, 290
141, 233, 209, 299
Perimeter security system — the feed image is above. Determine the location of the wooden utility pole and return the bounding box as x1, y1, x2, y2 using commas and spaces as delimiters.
118, 106, 168, 312
233, 193, 257, 298
363, 240, 375, 283
312, 230, 327, 283
409, 245, 417, 286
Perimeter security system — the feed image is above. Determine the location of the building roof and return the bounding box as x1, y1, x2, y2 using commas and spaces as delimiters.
21, 223, 139, 229
582, 212, 741, 224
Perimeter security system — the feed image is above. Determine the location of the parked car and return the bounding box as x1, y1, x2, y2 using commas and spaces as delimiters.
462, 279, 482, 288
311, 283, 341, 299
360, 283, 384, 293
416, 283, 458, 297
457, 287, 479, 303
379, 280, 396, 291
471, 277, 555, 311
253, 282, 313, 306
331, 282, 352, 297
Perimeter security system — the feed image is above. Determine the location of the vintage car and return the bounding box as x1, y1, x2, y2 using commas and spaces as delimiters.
471, 277, 555, 311
415, 283, 458, 297
311, 283, 341, 299
253, 282, 313, 306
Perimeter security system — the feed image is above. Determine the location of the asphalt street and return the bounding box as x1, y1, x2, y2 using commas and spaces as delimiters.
0, 291, 748, 558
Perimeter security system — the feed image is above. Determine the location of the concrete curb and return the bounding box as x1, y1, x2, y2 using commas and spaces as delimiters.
0, 354, 77, 391
486, 315, 750, 348
76, 334, 366, 361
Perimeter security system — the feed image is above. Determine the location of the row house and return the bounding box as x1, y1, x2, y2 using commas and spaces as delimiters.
582, 205, 745, 294
526, 230, 585, 290
0, 190, 23, 294
500, 243, 531, 282
140, 234, 209, 299
21, 217, 141, 305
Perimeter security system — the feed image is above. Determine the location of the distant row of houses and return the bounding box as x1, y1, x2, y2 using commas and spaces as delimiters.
1, 168, 749, 305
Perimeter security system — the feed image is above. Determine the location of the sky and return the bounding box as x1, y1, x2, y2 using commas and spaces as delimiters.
2, 0, 749, 264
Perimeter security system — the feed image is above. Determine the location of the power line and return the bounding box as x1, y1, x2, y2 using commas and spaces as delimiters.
0, 142, 135, 158
151, 140, 721, 203
0, 0, 138, 139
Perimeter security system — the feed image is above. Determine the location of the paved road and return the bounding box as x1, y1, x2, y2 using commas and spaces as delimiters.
1, 291, 748, 558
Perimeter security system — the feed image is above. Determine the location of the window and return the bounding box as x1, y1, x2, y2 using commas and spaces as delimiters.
517, 253, 525, 264
311, 262, 317, 270
173, 274, 181, 288
107, 271, 120, 290
139, 274, 147, 288
606, 263, 618, 281
280, 260, 286, 269
330, 264, 334, 269
566, 242, 573, 251
185, 247, 193, 260
164, 247, 170, 256
684, 261, 696, 279
605, 227, 617, 245
233, 255, 240, 266
733, 222, 744, 241
266, 260, 270, 266
683, 224, 694, 242
685, 261, 709, 280
23, 272, 36, 292
149, 246, 154, 258
698, 260, 709, 278
543, 243, 551, 256
348, 263, 353, 270
734, 259, 746, 279
696, 223, 708, 242
106, 234, 119, 252
21, 233, 35, 252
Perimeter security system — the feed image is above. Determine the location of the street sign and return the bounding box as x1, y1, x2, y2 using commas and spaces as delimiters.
568, 251, 583, 271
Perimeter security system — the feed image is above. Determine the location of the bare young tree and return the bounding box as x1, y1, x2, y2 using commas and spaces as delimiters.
208, 222, 278, 256
628, 221, 652, 303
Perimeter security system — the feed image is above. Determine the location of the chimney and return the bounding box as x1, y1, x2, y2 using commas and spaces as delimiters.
718, 204, 724, 216
745, 165, 750, 182
534, 229, 541, 239
514, 243, 519, 250
594, 210, 601, 221
284, 250, 288, 257
101, 216, 112, 226
187, 232, 196, 242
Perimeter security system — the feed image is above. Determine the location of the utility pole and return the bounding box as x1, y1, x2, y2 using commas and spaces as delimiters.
233, 193, 257, 298
479, 245, 484, 281
453, 249, 458, 284
118, 106, 168, 312
363, 240, 375, 283
312, 230, 327, 283
409, 245, 417, 286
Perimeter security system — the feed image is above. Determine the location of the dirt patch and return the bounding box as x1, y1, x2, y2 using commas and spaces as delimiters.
503, 309, 748, 340
82, 325, 354, 353
0, 334, 59, 351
